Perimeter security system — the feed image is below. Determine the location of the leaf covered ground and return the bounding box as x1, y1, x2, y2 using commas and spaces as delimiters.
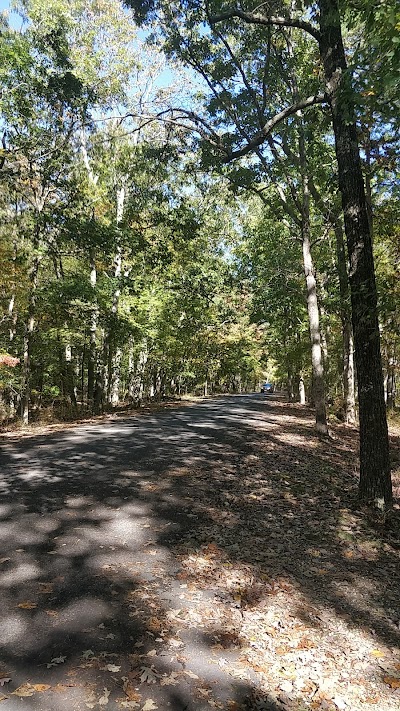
0, 394, 400, 711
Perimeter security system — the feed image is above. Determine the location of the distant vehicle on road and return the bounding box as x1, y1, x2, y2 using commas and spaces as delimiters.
261, 382, 274, 393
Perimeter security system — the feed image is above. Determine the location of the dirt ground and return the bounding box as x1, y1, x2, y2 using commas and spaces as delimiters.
0, 394, 399, 711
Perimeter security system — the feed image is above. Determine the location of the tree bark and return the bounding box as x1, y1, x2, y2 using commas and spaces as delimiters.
87, 252, 97, 409
109, 186, 125, 407
319, 0, 392, 505
21, 250, 40, 425
302, 229, 328, 433
298, 115, 328, 434
332, 219, 356, 423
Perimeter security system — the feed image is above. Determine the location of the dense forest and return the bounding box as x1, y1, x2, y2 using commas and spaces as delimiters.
0, 0, 399, 505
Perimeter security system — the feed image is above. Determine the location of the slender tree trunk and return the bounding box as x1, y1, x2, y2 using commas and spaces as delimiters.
319, 0, 392, 505
109, 187, 125, 407
8, 240, 18, 344
80, 129, 99, 413
21, 251, 40, 424
127, 337, 135, 400
64, 343, 77, 408
87, 253, 97, 409
333, 220, 356, 423
302, 230, 328, 433
298, 117, 328, 434
299, 376, 306, 405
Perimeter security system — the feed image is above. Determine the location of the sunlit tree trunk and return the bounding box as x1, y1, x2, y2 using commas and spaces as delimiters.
21, 246, 40, 425
333, 220, 356, 424
299, 376, 306, 405
298, 117, 328, 434
109, 186, 125, 407
87, 252, 97, 409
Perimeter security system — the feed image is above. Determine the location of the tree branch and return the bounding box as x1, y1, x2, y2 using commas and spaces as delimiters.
210, 8, 321, 42
226, 93, 327, 160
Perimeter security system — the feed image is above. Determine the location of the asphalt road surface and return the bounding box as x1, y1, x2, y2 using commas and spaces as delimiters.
0, 394, 280, 711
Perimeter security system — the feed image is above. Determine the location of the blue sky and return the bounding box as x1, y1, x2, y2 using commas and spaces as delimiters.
0, 0, 23, 29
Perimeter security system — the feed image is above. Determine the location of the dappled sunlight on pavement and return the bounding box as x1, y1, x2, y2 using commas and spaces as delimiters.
0, 395, 399, 710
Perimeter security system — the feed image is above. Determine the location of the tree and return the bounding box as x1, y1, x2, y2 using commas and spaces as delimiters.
125, 0, 393, 507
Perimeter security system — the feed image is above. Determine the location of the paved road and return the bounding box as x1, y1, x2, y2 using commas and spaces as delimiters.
0, 394, 280, 711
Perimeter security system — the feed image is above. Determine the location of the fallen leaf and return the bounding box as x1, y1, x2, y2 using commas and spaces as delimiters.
17, 601, 37, 609
183, 670, 199, 680
139, 667, 158, 684
146, 650, 157, 658
0, 680, 11, 687
142, 700, 158, 711
38, 583, 54, 594
383, 676, 400, 689
122, 679, 141, 703
160, 672, 180, 686
12, 684, 35, 697
0, 558, 10, 564
82, 650, 96, 659
99, 688, 111, 705
371, 649, 385, 658
47, 655, 67, 668
32, 684, 51, 692
85, 690, 97, 709
102, 664, 121, 673
148, 617, 163, 632
0, 693, 7, 703
297, 638, 315, 650
275, 646, 290, 655
45, 610, 58, 617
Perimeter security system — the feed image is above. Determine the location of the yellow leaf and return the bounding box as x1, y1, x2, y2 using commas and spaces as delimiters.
38, 583, 54, 594
32, 685, 51, 692
17, 601, 37, 609
12, 684, 35, 697
371, 649, 385, 658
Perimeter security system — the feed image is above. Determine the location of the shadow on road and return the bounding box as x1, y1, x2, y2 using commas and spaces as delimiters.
0, 394, 399, 710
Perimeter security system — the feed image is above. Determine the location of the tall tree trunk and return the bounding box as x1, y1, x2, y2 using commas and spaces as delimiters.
302, 229, 328, 434
299, 376, 306, 405
333, 220, 356, 423
87, 252, 97, 409
64, 343, 77, 408
109, 187, 125, 407
80, 129, 99, 413
319, 0, 392, 505
298, 116, 328, 434
21, 250, 40, 425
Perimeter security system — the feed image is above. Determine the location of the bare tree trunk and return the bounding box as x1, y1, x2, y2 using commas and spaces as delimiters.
298, 116, 328, 434
302, 230, 328, 433
87, 253, 97, 409
108, 186, 125, 407
21, 251, 40, 424
64, 343, 77, 408
332, 220, 356, 423
299, 376, 306, 405
319, 0, 392, 505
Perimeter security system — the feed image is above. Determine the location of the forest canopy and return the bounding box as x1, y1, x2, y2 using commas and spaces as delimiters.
1, 0, 399, 506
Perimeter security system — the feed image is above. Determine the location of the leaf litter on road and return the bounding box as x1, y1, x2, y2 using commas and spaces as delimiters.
2, 397, 400, 710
